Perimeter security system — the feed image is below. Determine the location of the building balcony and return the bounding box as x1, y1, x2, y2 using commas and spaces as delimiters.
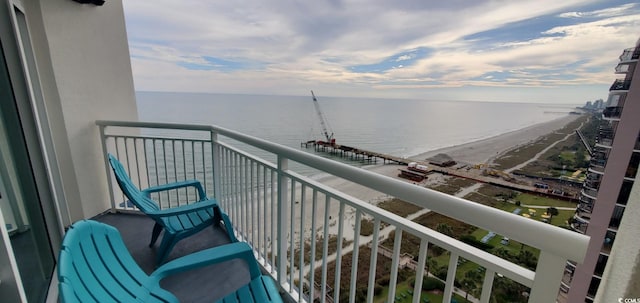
578, 194, 595, 211
95, 120, 590, 303
583, 178, 600, 191
595, 126, 615, 148
619, 46, 640, 62
602, 106, 623, 120
581, 188, 598, 200
575, 207, 592, 221
588, 166, 605, 174
609, 79, 632, 91
614, 63, 633, 74
588, 158, 607, 170
595, 137, 613, 148
570, 217, 588, 234
584, 172, 602, 188
561, 265, 574, 287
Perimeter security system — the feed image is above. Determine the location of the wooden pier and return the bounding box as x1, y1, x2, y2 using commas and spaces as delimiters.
301, 140, 411, 165
302, 140, 578, 202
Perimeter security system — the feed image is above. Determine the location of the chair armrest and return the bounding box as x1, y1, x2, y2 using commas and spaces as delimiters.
142, 179, 207, 201
147, 199, 218, 217
151, 242, 261, 281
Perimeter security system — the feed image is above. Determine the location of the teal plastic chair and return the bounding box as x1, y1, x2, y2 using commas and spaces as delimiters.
58, 220, 283, 303
108, 153, 237, 264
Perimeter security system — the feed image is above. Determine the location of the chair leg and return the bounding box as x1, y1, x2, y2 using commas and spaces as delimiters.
150, 223, 163, 247
156, 233, 177, 264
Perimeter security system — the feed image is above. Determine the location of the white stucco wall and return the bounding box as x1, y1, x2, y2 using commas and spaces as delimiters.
29, 0, 138, 220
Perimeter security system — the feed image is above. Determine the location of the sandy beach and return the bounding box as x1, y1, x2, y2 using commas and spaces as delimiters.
289, 114, 581, 242
316, 114, 580, 203
410, 114, 580, 165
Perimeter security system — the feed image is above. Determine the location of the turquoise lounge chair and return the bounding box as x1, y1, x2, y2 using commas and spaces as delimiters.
59, 220, 283, 303
108, 153, 237, 264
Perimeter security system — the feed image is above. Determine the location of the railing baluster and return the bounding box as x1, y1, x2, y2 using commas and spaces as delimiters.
251, 160, 256, 247
289, 180, 296, 291
235, 152, 242, 237
144, 139, 151, 202
387, 229, 403, 303
223, 147, 230, 210
124, 137, 132, 181
309, 189, 318, 303
298, 184, 306, 302
133, 138, 143, 189
271, 169, 277, 271
349, 210, 362, 303
191, 141, 196, 188
529, 251, 567, 302
320, 195, 331, 303
366, 219, 381, 303
242, 156, 248, 240
181, 140, 188, 200
172, 140, 179, 205
162, 139, 169, 207
480, 269, 495, 303
115, 138, 126, 207
443, 252, 459, 303
200, 141, 206, 201
276, 156, 289, 285
261, 165, 267, 261
333, 202, 345, 303
152, 139, 159, 203
98, 125, 116, 211
413, 239, 429, 303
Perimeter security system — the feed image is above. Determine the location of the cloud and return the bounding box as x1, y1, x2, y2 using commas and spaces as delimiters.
558, 3, 636, 18
123, 0, 640, 102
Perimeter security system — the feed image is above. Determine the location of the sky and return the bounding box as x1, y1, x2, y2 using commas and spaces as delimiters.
123, 1, 640, 104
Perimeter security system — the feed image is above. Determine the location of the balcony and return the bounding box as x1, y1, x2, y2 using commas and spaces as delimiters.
619, 46, 640, 62
595, 126, 615, 148
575, 207, 592, 221
578, 195, 595, 212
583, 172, 602, 190
581, 188, 598, 200
583, 178, 600, 191
602, 106, 623, 120
96, 120, 589, 303
570, 217, 588, 234
615, 63, 633, 74
609, 79, 632, 91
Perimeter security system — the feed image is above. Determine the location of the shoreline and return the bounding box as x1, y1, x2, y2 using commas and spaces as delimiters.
294, 113, 582, 242
313, 114, 581, 203
408, 114, 580, 165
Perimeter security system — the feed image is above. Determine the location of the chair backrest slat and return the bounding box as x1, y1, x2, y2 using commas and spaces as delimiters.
58, 220, 172, 302
108, 154, 160, 212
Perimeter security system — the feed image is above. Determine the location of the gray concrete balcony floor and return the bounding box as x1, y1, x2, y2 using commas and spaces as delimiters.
93, 212, 292, 303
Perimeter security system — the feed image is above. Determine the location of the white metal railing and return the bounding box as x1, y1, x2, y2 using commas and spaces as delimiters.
97, 120, 590, 303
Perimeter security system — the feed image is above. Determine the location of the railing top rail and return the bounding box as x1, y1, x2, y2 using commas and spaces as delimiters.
96, 120, 590, 262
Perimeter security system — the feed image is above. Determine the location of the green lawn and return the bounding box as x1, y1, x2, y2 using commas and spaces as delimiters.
470, 228, 540, 257
516, 193, 577, 209
375, 279, 467, 303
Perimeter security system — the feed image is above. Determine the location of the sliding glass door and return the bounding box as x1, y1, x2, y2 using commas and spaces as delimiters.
0, 2, 58, 301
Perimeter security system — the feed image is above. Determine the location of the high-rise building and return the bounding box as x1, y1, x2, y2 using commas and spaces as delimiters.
562, 39, 640, 302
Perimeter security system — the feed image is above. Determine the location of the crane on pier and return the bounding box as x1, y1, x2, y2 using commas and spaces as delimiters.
311, 90, 336, 145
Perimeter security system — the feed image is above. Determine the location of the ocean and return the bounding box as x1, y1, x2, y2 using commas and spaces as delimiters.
136, 91, 575, 172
